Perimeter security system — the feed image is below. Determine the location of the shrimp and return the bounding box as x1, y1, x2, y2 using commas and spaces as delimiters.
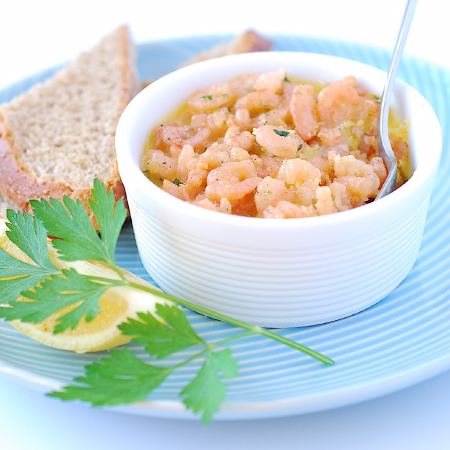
177, 144, 197, 181
251, 155, 282, 178
317, 76, 362, 126
290, 84, 319, 141
188, 83, 234, 112
254, 176, 290, 214
224, 126, 256, 151
315, 186, 337, 215
277, 158, 321, 186
205, 160, 258, 202
337, 175, 379, 205
162, 179, 189, 201
144, 149, 177, 180
184, 127, 211, 150
156, 125, 191, 147
253, 125, 303, 159
329, 180, 351, 211
191, 108, 229, 131
198, 143, 231, 169
263, 201, 316, 219
235, 89, 280, 113
193, 197, 232, 214
369, 156, 387, 187
254, 70, 285, 94
332, 154, 377, 178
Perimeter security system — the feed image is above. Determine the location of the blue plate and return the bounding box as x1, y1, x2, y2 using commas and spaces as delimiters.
0, 35, 449, 420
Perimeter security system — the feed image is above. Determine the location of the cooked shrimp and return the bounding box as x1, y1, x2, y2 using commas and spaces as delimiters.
263, 201, 316, 219
205, 160, 258, 202
332, 154, 377, 178
191, 108, 229, 131
277, 158, 321, 186
290, 84, 319, 141
198, 143, 231, 169
251, 155, 282, 178
254, 70, 285, 94
224, 126, 256, 151
369, 157, 387, 187
188, 83, 234, 111
156, 125, 191, 147
254, 176, 290, 214
315, 186, 337, 215
329, 180, 351, 211
235, 90, 280, 113
162, 179, 189, 200
184, 127, 211, 151
317, 76, 362, 126
177, 144, 197, 181
193, 197, 232, 214
253, 125, 303, 159
144, 149, 177, 180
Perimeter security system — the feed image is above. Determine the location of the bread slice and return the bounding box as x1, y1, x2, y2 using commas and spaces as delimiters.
184, 30, 272, 65
0, 26, 139, 210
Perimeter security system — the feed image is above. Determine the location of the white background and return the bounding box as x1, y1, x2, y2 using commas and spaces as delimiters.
0, 0, 449, 449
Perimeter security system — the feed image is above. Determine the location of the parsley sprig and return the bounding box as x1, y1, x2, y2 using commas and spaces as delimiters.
0, 180, 333, 423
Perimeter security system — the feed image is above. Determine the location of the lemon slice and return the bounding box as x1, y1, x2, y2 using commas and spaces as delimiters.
0, 219, 162, 354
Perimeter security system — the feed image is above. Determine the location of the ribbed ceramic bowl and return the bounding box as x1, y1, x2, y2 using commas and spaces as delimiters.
116, 51, 442, 327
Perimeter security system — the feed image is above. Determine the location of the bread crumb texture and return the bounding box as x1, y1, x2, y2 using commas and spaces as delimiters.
0, 26, 136, 189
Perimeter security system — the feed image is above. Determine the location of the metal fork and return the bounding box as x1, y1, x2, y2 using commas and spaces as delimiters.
376, 0, 417, 199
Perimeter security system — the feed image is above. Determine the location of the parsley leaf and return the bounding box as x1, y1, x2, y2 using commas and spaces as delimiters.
1, 269, 110, 333
0, 211, 57, 306
88, 179, 127, 261
201, 95, 213, 100
49, 349, 170, 405
5, 210, 55, 270
30, 181, 124, 264
273, 129, 290, 137
181, 348, 238, 424
120, 304, 205, 358
172, 178, 184, 186
0, 275, 48, 307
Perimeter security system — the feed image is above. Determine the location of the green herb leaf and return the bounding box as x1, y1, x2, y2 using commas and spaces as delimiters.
30, 181, 123, 264
273, 129, 290, 137
201, 95, 213, 100
0, 274, 48, 307
181, 348, 238, 424
120, 304, 205, 358
49, 349, 170, 405
0, 211, 57, 307
88, 179, 127, 261
172, 178, 184, 186
283, 74, 289, 82
1, 269, 112, 333
5, 210, 55, 270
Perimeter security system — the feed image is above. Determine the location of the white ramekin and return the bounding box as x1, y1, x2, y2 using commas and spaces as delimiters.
116, 52, 442, 327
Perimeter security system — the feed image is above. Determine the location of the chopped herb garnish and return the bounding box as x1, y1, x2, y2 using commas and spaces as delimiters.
201, 95, 213, 100
297, 144, 303, 151
283, 75, 289, 82
273, 129, 290, 137
173, 178, 184, 186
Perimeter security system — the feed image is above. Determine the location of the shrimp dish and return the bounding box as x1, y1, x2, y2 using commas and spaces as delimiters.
142, 71, 411, 218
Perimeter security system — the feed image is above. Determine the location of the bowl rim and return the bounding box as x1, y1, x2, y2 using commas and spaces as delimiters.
116, 51, 442, 230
